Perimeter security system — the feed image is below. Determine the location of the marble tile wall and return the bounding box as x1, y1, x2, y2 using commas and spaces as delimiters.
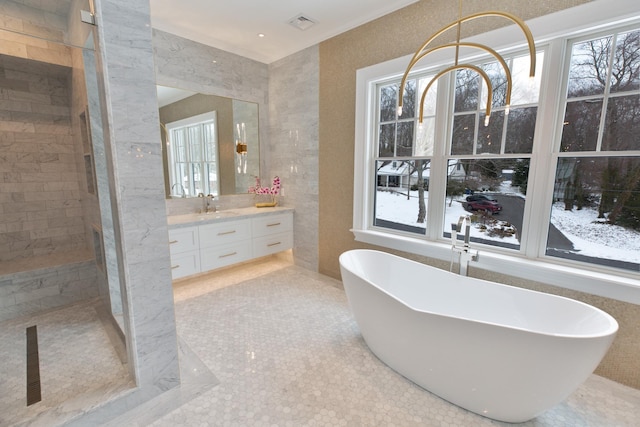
0, 0, 68, 50
0, 252, 98, 322
0, 52, 88, 262
268, 46, 320, 271
93, 0, 180, 397
153, 30, 269, 109
0, 28, 72, 67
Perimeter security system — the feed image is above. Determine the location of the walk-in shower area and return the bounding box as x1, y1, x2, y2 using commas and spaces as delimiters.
0, 51, 98, 320
0, 1, 131, 424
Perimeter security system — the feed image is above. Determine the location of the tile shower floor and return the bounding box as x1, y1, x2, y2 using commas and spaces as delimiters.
119, 255, 639, 426
0, 299, 132, 426
2, 256, 639, 426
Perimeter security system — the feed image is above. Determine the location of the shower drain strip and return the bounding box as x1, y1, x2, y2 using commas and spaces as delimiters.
26, 325, 42, 406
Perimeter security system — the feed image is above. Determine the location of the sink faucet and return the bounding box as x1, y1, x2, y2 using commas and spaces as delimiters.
204, 194, 216, 213
451, 215, 479, 276
171, 183, 186, 198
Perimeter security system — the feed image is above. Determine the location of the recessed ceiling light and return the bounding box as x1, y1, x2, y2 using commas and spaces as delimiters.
257, 33, 265, 38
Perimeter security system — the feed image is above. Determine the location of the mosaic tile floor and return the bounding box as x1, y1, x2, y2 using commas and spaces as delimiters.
0, 299, 133, 426
121, 256, 640, 426
3, 256, 639, 426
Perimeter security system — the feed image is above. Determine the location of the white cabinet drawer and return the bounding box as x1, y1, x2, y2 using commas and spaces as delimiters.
200, 240, 252, 271
169, 227, 199, 255
199, 219, 251, 248
170, 250, 201, 279
252, 231, 293, 258
252, 212, 293, 237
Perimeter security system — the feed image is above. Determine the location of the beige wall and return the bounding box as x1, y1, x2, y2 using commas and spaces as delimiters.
318, 0, 640, 390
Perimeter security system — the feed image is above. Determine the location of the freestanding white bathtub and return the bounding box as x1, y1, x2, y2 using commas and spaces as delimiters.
339, 249, 618, 423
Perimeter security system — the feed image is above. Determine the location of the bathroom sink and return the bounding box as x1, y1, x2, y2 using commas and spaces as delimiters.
168, 210, 239, 225
199, 210, 239, 220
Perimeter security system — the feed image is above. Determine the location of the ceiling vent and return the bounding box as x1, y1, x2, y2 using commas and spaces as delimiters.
288, 14, 316, 31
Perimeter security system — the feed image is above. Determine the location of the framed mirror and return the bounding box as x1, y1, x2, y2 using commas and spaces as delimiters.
157, 85, 259, 197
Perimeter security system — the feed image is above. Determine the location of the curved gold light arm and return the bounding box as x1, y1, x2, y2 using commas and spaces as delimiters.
397, 10, 535, 115
418, 64, 493, 125
406, 42, 513, 117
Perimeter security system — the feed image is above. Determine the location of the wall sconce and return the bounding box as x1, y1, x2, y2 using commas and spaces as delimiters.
398, 1, 536, 126
236, 122, 248, 174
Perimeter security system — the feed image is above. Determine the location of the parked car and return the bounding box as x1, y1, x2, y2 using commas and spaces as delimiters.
466, 199, 502, 213
466, 194, 497, 202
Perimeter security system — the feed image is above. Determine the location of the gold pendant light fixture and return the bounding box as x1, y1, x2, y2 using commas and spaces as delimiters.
398, 0, 536, 126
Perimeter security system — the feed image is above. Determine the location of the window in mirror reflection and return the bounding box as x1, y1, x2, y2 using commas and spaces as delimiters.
166, 111, 220, 197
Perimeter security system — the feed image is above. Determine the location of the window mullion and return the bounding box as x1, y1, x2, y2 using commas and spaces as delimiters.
426, 73, 453, 240
521, 39, 567, 258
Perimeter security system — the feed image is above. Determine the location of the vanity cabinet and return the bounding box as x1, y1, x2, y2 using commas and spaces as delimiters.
199, 218, 252, 271
252, 213, 294, 258
168, 209, 293, 280
168, 226, 201, 279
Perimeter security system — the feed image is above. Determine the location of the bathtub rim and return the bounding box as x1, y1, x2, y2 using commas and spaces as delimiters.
339, 249, 619, 339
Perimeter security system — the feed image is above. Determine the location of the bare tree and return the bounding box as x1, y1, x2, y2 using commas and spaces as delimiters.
564, 31, 640, 226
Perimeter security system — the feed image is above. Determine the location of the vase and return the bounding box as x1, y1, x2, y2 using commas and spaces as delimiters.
255, 194, 277, 208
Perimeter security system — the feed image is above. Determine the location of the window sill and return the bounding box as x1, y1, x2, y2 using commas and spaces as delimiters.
352, 228, 640, 305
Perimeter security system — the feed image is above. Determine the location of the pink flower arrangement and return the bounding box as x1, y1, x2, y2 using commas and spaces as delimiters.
249, 176, 280, 204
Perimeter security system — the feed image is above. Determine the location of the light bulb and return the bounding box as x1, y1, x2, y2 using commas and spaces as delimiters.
484, 115, 490, 127
397, 105, 403, 116
505, 105, 510, 116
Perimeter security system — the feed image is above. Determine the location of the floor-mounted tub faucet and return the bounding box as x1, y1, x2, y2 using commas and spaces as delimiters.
451, 215, 479, 276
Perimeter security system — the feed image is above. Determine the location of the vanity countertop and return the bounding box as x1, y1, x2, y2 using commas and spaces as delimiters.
167, 206, 294, 229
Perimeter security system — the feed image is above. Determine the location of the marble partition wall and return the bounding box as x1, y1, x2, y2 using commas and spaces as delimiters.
92, 0, 179, 400
268, 46, 320, 271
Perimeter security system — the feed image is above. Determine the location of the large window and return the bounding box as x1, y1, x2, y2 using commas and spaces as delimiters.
372, 51, 544, 252
353, 1, 640, 295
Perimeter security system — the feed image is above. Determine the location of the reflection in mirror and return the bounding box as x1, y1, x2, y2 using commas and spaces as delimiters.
165, 111, 220, 197
157, 86, 259, 197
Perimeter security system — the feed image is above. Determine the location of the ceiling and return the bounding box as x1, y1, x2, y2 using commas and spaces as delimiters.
149, 0, 419, 64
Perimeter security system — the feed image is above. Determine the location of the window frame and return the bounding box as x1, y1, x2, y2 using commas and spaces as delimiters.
352, 0, 640, 304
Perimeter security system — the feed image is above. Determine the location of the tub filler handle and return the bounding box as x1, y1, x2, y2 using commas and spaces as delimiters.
451, 215, 479, 276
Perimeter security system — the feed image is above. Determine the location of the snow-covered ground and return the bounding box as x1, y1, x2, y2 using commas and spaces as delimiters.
375, 189, 518, 244
375, 188, 640, 264
550, 203, 640, 263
